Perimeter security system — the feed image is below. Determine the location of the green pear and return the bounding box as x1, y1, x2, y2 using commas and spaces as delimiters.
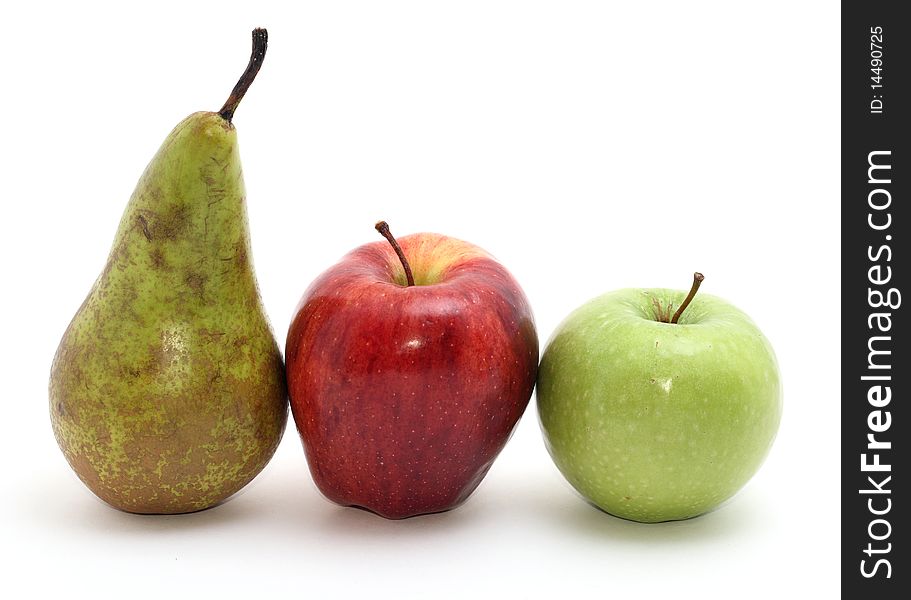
49, 29, 287, 514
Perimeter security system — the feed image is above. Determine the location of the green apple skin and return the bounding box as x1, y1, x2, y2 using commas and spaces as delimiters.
537, 288, 781, 523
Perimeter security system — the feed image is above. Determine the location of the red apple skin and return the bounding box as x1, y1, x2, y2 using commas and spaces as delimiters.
286, 233, 538, 519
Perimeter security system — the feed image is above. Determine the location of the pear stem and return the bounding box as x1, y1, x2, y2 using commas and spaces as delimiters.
218, 28, 268, 123
375, 221, 415, 287
671, 272, 705, 324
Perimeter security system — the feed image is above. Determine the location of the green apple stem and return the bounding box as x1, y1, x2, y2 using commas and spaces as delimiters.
375, 221, 415, 287
670, 272, 705, 324
218, 28, 268, 123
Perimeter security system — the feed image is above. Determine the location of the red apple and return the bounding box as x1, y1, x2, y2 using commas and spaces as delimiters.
286, 223, 538, 519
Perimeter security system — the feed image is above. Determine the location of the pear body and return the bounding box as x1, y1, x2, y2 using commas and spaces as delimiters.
50, 112, 287, 514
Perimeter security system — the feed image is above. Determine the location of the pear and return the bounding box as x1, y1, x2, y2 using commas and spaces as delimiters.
49, 29, 287, 514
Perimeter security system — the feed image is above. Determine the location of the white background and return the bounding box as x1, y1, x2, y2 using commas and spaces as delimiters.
1, 1, 839, 598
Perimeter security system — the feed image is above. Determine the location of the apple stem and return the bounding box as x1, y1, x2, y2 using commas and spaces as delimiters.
375, 221, 415, 287
671, 272, 705, 324
218, 28, 268, 123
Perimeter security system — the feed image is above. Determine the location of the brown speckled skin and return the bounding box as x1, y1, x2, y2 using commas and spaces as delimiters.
286, 234, 538, 519
49, 112, 287, 514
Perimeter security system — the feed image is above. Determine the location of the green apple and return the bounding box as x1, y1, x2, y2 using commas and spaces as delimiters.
537, 274, 781, 522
